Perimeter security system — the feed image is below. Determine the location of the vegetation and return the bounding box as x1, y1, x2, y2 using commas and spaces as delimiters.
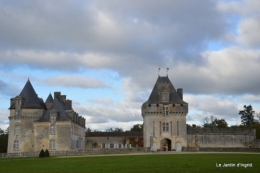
130, 124, 143, 132
105, 127, 124, 132
0, 128, 8, 153
239, 105, 255, 126
202, 116, 228, 128
39, 149, 45, 158
0, 154, 259, 173
119, 137, 127, 148
45, 149, 50, 157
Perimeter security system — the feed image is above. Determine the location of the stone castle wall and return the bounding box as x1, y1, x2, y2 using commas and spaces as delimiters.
187, 127, 256, 148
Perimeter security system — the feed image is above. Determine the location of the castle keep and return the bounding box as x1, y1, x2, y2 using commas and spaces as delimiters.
142, 75, 188, 151
7, 80, 85, 153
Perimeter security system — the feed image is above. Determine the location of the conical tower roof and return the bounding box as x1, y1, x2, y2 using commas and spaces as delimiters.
144, 76, 187, 104
18, 79, 47, 109
45, 93, 54, 104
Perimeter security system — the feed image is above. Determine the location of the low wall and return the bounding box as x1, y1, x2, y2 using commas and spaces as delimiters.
183, 147, 260, 152
0, 147, 148, 158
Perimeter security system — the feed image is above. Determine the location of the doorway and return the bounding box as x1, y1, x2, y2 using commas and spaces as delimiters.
160, 138, 172, 151
176, 142, 182, 152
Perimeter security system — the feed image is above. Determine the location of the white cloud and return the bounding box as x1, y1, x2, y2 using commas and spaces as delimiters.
88, 98, 113, 105
41, 75, 108, 89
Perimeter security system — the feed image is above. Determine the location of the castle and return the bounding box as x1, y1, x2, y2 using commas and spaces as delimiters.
142, 74, 257, 151
6, 76, 258, 153
7, 80, 85, 153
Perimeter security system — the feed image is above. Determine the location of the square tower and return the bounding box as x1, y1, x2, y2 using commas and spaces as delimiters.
142, 76, 188, 151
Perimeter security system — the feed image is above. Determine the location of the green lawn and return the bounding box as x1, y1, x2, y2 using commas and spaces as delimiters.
0, 153, 259, 173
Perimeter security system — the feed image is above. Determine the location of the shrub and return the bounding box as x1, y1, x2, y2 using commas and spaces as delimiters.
39, 149, 45, 158
45, 149, 50, 157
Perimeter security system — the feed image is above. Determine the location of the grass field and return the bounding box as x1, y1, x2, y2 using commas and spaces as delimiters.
0, 153, 259, 173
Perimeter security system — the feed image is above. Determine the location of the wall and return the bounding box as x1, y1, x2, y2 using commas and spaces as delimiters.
187, 127, 256, 148
0, 148, 149, 158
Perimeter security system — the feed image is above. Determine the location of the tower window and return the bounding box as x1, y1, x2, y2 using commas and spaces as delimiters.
14, 125, 20, 135
50, 124, 56, 134
163, 106, 169, 116
163, 123, 169, 132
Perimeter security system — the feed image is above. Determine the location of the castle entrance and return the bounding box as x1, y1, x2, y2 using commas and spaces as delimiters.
160, 138, 172, 151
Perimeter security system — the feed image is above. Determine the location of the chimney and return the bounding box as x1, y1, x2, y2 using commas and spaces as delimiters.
54, 92, 61, 99
177, 88, 183, 100
66, 100, 72, 109
60, 95, 66, 103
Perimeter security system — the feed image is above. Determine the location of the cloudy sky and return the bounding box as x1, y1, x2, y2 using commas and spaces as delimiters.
1, 0, 260, 131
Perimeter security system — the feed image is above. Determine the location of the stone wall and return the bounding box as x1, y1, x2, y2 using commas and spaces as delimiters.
187, 127, 256, 148
0, 148, 148, 158
183, 147, 260, 152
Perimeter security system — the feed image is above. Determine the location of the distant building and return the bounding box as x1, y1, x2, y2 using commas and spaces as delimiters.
85, 132, 143, 149
142, 75, 188, 151
7, 80, 85, 153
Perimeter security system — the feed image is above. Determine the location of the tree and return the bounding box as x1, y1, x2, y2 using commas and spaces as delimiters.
119, 137, 127, 148
86, 128, 92, 133
105, 127, 124, 132
0, 128, 4, 134
212, 119, 228, 128
239, 105, 255, 126
114, 127, 124, 132
0, 128, 8, 153
39, 149, 45, 158
130, 124, 143, 132
202, 116, 215, 128
45, 149, 50, 157
202, 116, 228, 128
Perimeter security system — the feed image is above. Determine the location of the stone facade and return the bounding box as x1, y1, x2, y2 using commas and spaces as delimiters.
7, 80, 85, 153
142, 75, 188, 151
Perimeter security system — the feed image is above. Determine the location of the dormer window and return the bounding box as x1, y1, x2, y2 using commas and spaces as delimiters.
161, 92, 169, 102
16, 99, 21, 105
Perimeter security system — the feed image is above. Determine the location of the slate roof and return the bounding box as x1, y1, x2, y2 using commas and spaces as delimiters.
85, 132, 143, 137
9, 80, 47, 109
45, 93, 54, 104
144, 76, 187, 104
38, 98, 71, 122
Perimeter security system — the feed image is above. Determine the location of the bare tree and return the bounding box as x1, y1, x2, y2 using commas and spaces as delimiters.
119, 137, 127, 148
